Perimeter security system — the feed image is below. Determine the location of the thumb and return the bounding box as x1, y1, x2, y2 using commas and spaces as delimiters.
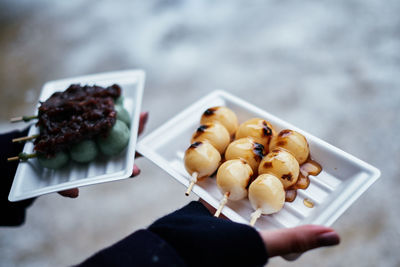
259, 225, 340, 257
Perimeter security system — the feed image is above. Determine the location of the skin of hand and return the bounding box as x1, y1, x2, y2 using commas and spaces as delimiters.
199, 199, 340, 258
58, 112, 149, 198
259, 225, 340, 257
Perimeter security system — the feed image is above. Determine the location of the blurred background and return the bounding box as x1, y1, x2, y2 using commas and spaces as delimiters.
0, 0, 399, 266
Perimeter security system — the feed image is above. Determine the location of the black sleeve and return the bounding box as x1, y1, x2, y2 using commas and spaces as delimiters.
79, 201, 268, 267
78, 229, 186, 267
148, 201, 268, 267
0, 128, 36, 226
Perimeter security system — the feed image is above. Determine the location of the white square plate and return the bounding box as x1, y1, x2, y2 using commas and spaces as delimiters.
8, 70, 145, 201
137, 90, 380, 229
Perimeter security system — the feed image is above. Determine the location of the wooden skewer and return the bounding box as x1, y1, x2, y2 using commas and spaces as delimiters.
7, 156, 20, 161
10, 115, 38, 123
12, 134, 39, 143
214, 192, 229, 217
249, 208, 262, 226
185, 172, 198, 196
7, 152, 37, 162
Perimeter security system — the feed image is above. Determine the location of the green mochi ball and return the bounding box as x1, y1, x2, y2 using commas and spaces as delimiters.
97, 120, 130, 156
70, 140, 98, 163
115, 105, 131, 127
38, 151, 69, 169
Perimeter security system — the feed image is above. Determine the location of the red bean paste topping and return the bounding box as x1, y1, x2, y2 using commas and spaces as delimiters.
34, 84, 121, 156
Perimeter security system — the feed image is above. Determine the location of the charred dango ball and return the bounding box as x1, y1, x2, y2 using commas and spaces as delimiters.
258, 148, 299, 189
115, 105, 131, 127
184, 141, 221, 179
97, 120, 130, 156
249, 174, 285, 220
225, 137, 265, 173
235, 118, 275, 152
70, 140, 98, 163
37, 151, 69, 169
216, 159, 253, 201
269, 129, 309, 164
191, 123, 230, 154
200, 106, 238, 137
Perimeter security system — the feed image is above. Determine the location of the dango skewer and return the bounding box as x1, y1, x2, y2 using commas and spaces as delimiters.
7, 119, 129, 169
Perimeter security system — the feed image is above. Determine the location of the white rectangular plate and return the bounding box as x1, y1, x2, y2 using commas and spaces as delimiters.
9, 70, 145, 201
137, 90, 380, 229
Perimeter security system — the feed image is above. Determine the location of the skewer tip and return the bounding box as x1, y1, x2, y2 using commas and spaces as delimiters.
185, 172, 198, 196
12, 134, 39, 143
249, 208, 262, 226
214, 192, 229, 217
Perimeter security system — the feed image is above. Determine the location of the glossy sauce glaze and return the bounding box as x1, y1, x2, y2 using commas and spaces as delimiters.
285, 158, 322, 203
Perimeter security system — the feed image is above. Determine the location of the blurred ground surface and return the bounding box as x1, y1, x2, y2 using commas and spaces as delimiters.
0, 0, 399, 266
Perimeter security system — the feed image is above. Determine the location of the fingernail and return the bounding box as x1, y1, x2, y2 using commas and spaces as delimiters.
317, 232, 340, 246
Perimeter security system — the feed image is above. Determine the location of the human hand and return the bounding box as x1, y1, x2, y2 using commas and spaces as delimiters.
58, 111, 149, 198
199, 199, 340, 259
259, 224, 340, 259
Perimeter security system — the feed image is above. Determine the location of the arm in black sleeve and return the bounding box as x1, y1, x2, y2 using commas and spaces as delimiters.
0, 128, 35, 226
78, 201, 268, 267
148, 201, 268, 267
78, 229, 186, 267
